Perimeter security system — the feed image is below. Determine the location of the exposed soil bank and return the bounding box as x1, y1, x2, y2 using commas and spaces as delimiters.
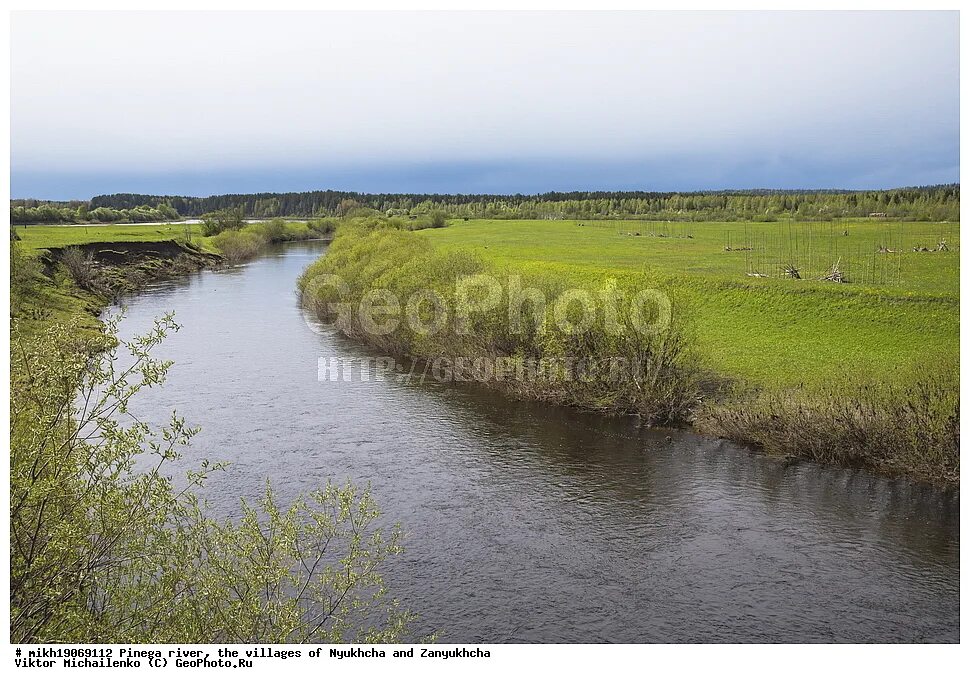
41, 239, 222, 297
41, 239, 216, 265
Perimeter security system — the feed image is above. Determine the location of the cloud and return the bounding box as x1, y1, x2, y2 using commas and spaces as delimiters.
10, 11, 959, 197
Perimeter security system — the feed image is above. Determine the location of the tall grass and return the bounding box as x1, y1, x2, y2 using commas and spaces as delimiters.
10, 242, 42, 301
695, 368, 959, 485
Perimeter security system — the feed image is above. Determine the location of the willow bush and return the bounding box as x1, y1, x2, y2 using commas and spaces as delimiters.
299, 217, 700, 424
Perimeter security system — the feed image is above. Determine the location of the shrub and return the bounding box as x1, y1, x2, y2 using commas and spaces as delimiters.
211, 230, 266, 261
306, 218, 338, 236
695, 368, 959, 485
281, 222, 312, 241
58, 246, 99, 291
201, 207, 246, 236
252, 217, 287, 243
412, 210, 448, 230
299, 219, 699, 424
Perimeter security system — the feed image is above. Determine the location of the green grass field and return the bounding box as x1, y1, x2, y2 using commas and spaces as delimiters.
13, 222, 215, 252
424, 219, 959, 389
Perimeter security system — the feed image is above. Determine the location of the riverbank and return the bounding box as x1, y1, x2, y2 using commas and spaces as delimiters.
11, 236, 218, 343
298, 217, 959, 486
11, 219, 332, 337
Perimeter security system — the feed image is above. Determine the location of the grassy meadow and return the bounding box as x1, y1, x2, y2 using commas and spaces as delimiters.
424, 219, 959, 389
13, 222, 214, 252
14, 219, 331, 259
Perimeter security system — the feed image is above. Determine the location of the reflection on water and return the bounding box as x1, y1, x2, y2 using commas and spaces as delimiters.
112, 241, 959, 643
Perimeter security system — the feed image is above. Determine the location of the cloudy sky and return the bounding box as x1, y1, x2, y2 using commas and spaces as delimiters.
10, 11, 959, 199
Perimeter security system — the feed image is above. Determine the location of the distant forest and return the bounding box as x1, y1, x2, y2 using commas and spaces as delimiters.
11, 185, 960, 224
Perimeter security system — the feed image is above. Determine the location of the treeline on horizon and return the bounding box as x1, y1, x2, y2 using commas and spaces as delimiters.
10, 201, 182, 226
11, 184, 960, 224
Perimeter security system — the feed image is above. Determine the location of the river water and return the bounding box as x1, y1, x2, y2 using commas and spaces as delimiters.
113, 240, 959, 643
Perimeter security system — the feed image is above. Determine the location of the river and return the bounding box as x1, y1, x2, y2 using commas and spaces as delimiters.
112, 240, 959, 643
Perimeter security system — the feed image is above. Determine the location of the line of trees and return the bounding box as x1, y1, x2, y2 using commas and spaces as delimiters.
12, 184, 960, 223
10, 201, 181, 226
87, 185, 963, 221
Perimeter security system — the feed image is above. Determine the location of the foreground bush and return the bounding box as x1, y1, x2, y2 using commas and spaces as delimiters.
10, 314, 416, 643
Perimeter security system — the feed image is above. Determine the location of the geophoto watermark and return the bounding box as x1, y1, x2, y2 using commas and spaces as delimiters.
305, 272, 675, 385
303, 273, 671, 337
318, 355, 671, 385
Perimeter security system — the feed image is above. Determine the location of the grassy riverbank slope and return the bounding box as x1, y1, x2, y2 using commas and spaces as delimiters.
12, 224, 215, 339
300, 217, 959, 485
11, 219, 329, 335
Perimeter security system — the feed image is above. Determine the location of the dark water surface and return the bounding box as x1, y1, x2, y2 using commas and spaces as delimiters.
113, 241, 959, 643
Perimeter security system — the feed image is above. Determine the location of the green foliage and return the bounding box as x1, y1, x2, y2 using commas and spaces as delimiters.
81, 184, 960, 221
299, 218, 699, 424
10, 314, 417, 643
10, 201, 182, 226
10, 242, 42, 307
253, 217, 287, 242
306, 218, 338, 236
412, 210, 449, 230
211, 230, 266, 261
210, 220, 317, 261
201, 207, 246, 236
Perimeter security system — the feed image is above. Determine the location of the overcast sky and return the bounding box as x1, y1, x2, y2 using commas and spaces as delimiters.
10, 11, 960, 199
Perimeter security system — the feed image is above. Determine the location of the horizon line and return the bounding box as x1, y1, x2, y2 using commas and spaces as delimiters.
13, 182, 962, 204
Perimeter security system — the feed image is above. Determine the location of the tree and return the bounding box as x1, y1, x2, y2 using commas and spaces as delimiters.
336, 199, 360, 216
201, 207, 246, 236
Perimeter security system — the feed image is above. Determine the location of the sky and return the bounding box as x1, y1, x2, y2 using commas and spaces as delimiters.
10, 11, 960, 200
